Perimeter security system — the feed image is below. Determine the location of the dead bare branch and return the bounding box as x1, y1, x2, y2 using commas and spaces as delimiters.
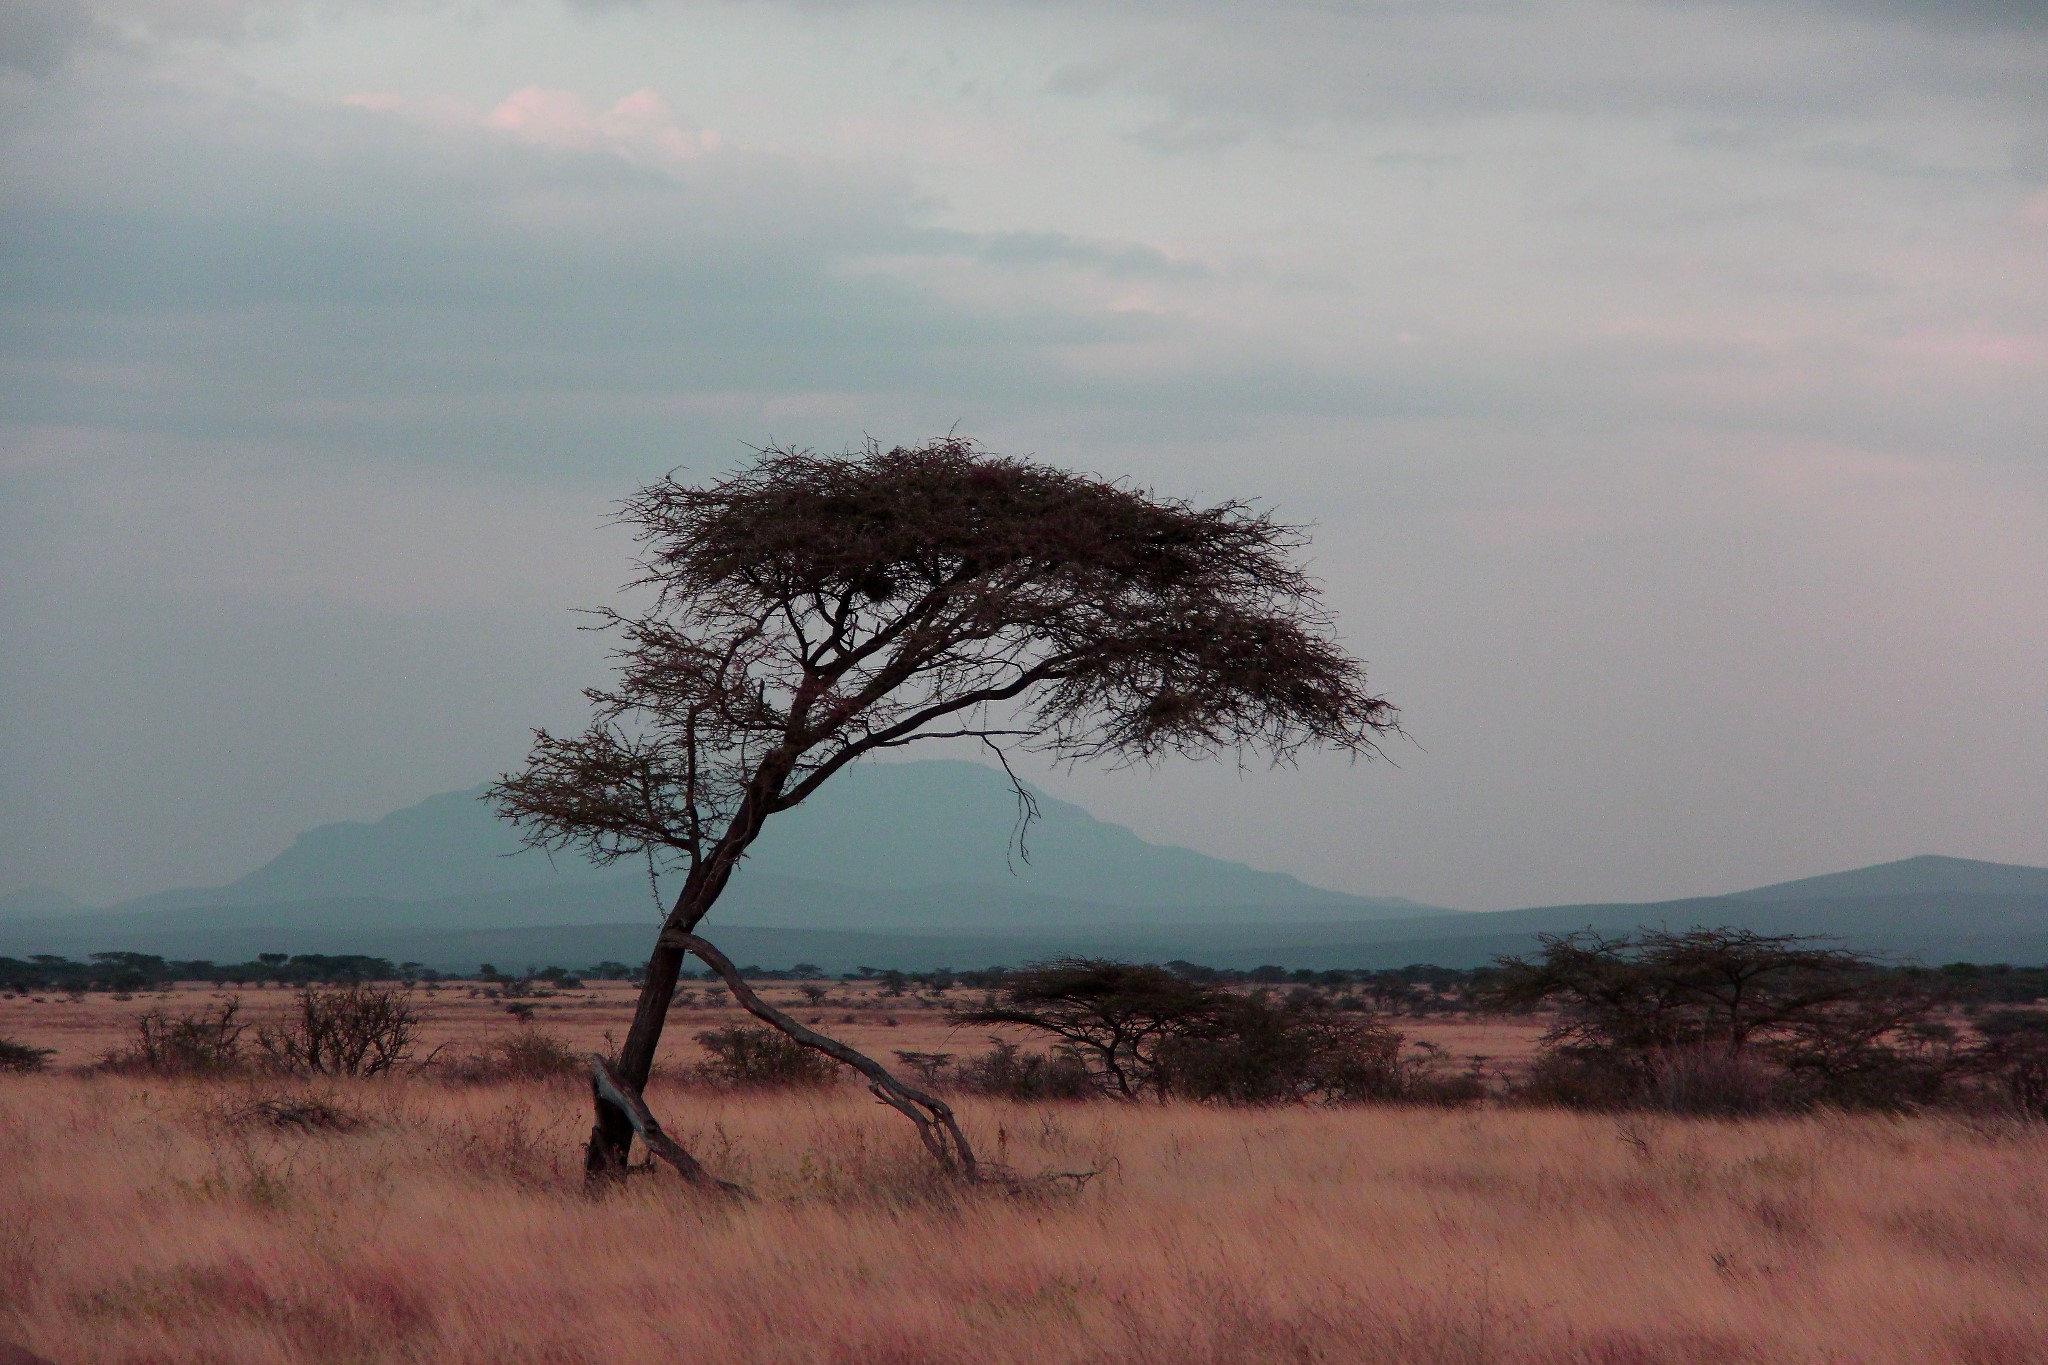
587, 1054, 751, 1199
669, 931, 979, 1179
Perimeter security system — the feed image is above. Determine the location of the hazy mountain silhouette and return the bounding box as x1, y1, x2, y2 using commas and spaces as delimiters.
12, 760, 1431, 935
6, 764, 2044, 971
1732, 854, 2048, 902
741, 760, 1392, 908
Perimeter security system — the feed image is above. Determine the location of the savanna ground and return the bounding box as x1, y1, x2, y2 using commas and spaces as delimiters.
3, 984, 2044, 1364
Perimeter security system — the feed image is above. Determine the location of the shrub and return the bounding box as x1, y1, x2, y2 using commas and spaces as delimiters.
1969, 1010, 2048, 1116
693, 1024, 836, 1088
953, 958, 1223, 1099
256, 984, 423, 1077
956, 959, 1452, 1106
1495, 929, 1963, 1114
952, 1040, 1095, 1100
1157, 999, 1425, 1105
107, 998, 246, 1075
0, 1035, 52, 1073
1643, 1046, 1778, 1117
445, 1026, 586, 1083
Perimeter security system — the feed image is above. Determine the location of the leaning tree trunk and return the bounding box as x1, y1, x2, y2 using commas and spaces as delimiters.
584, 933, 690, 1177
584, 775, 787, 1178
584, 864, 734, 1177
580, 758, 980, 1184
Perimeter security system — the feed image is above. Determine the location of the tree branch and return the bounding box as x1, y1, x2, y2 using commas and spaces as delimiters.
665, 930, 979, 1178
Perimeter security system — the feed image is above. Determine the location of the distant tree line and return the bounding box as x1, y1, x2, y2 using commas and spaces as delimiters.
10, 948, 2048, 1011
0, 952, 421, 993
1495, 929, 2048, 1116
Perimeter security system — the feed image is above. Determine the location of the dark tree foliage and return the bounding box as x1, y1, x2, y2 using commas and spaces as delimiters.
692, 1024, 837, 1089
1494, 929, 1878, 1059
0, 1036, 53, 1073
0, 952, 407, 994
488, 438, 1398, 1176
1967, 1010, 2048, 1116
1494, 928, 1950, 1113
1155, 997, 1416, 1105
955, 959, 1221, 1099
955, 958, 1434, 1105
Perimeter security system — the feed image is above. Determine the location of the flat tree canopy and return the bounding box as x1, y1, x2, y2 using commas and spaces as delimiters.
489, 437, 1398, 1178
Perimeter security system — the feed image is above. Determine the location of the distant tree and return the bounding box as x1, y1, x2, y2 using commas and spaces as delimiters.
1495, 929, 1876, 1061
490, 437, 1397, 1181
956, 958, 1432, 1105
1493, 928, 1948, 1112
956, 959, 1221, 1098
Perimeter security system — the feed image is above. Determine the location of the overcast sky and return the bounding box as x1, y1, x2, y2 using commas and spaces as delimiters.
3, 0, 2045, 911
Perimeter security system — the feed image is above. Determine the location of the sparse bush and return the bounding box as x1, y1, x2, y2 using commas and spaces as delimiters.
955, 958, 1220, 1099
1968, 1010, 2048, 1116
892, 1050, 954, 1084
445, 1026, 586, 1083
693, 1024, 836, 1089
957, 959, 1451, 1106
1644, 1046, 1778, 1117
256, 984, 423, 1077
107, 998, 246, 1075
220, 1094, 363, 1132
0, 1035, 53, 1073
1157, 998, 1436, 1105
952, 1040, 1095, 1100
1495, 928, 1961, 1114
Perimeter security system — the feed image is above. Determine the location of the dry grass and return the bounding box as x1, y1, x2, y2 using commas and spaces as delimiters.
5, 987, 2043, 1363
2, 1069, 2045, 1363
0, 980, 1541, 1078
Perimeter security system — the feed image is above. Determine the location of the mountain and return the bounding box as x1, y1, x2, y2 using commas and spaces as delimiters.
7, 763, 2044, 971
1732, 855, 2048, 903
742, 760, 1393, 908
205, 760, 1402, 912
113, 788, 612, 914
2, 761, 1433, 956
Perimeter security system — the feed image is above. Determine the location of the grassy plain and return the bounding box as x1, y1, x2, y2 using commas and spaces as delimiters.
2, 986, 2043, 1364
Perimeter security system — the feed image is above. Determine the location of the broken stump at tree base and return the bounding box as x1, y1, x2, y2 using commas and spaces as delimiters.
587, 1054, 751, 1199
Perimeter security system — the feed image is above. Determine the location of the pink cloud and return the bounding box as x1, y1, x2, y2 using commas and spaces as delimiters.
343, 86, 718, 169
487, 86, 719, 164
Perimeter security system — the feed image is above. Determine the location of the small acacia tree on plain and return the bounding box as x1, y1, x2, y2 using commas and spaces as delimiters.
489, 437, 1397, 1182
1492, 928, 1952, 1112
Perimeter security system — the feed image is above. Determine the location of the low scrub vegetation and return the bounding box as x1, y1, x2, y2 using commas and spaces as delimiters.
90, 987, 428, 1080
107, 998, 248, 1075
1495, 929, 2048, 1117
953, 959, 1481, 1106
442, 1025, 587, 1084
0, 1034, 51, 1073
692, 1024, 838, 1089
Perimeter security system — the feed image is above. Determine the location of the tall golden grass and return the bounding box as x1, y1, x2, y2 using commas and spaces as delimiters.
4, 1067, 2045, 1364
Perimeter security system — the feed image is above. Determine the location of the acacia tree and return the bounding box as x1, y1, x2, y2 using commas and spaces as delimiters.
489, 438, 1396, 1179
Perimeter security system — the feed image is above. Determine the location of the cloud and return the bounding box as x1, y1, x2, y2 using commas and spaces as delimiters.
2, 0, 2044, 908
345, 84, 722, 165
1040, 0, 2048, 144
0, 0, 92, 74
